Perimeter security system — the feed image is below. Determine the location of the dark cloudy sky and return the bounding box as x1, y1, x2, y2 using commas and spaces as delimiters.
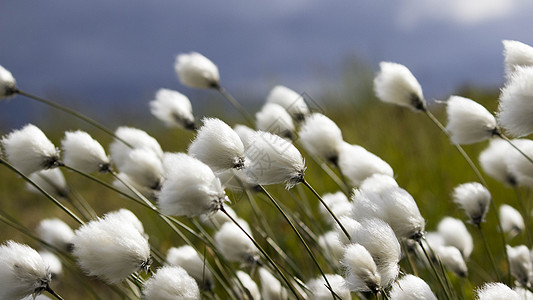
1, 1, 533, 126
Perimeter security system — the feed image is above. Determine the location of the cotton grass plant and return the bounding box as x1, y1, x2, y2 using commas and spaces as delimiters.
5, 39, 533, 300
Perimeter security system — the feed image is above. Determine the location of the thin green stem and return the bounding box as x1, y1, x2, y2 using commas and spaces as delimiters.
513, 186, 533, 247
45, 286, 65, 300
477, 224, 501, 282
497, 132, 533, 166
302, 179, 351, 240
16, 89, 133, 148
418, 240, 453, 300
214, 86, 254, 125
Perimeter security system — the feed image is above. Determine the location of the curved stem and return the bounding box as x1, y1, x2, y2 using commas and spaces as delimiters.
45, 286, 65, 300
418, 240, 453, 300
214, 86, 254, 125
514, 186, 533, 247
477, 224, 501, 282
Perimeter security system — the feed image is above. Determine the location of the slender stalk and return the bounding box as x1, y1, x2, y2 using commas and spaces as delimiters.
0, 158, 84, 225
220, 206, 303, 300
302, 179, 351, 240
214, 85, 254, 125
45, 286, 65, 300
401, 241, 418, 277
259, 186, 341, 300
477, 224, 501, 282
496, 131, 533, 165
513, 186, 533, 247
418, 240, 453, 300
15, 89, 133, 148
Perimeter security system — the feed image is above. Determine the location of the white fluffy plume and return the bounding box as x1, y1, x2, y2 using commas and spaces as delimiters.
445, 96, 498, 145
498, 66, 533, 137
266, 85, 309, 121
188, 118, 245, 172
479, 139, 517, 186
214, 220, 259, 264
318, 231, 345, 263
0, 241, 52, 300
319, 191, 351, 225
158, 153, 227, 217
436, 246, 468, 277
244, 131, 305, 189
0, 64, 17, 99
476, 282, 519, 300
1, 124, 60, 174
258, 267, 287, 300
27, 168, 69, 199
500, 204, 525, 237
505, 139, 533, 187
255, 102, 295, 139
337, 142, 393, 187
374, 62, 425, 111
150, 88, 196, 130
299, 113, 344, 163
121, 148, 165, 190
142, 266, 200, 300
233, 124, 256, 148
507, 244, 532, 286
306, 274, 351, 300
342, 243, 381, 293
109, 126, 163, 169
71, 215, 151, 284
174, 52, 220, 89
36, 218, 75, 252
437, 217, 473, 258
61, 130, 110, 173
389, 274, 437, 300
166, 245, 213, 291
103, 208, 145, 234
452, 182, 491, 225
503, 40, 533, 78
234, 271, 260, 300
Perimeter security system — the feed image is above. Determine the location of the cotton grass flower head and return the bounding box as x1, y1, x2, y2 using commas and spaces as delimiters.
150, 88, 195, 130
359, 174, 399, 195
513, 287, 533, 299
437, 217, 473, 258
1, 124, 60, 174
452, 182, 491, 225
188, 118, 245, 172
109, 126, 163, 169
500, 204, 525, 237
445, 96, 498, 144
503, 40, 533, 78
71, 215, 151, 284
318, 231, 345, 262
341, 243, 381, 293
436, 246, 468, 277
337, 142, 393, 187
27, 168, 69, 199
39, 251, 62, 278
476, 282, 520, 300
266, 85, 309, 121
307, 274, 351, 300
61, 130, 110, 173
336, 216, 362, 246
244, 131, 305, 189
258, 267, 286, 300
389, 274, 437, 300
158, 153, 227, 217
299, 113, 344, 164
507, 244, 532, 286
36, 218, 75, 252
234, 271, 260, 300
0, 64, 17, 99
506, 139, 533, 187
255, 102, 294, 139
479, 138, 517, 186
121, 148, 165, 190
175, 52, 220, 89
214, 220, 259, 264
374, 62, 425, 111
319, 191, 351, 225
166, 245, 213, 291
0, 241, 52, 300
233, 124, 256, 148
217, 169, 258, 191
498, 66, 533, 137
104, 208, 145, 235
142, 266, 200, 300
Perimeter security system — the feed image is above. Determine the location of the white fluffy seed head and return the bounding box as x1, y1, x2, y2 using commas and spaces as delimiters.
142, 266, 200, 300
233, 124, 256, 148
359, 174, 399, 195
500, 204, 525, 237
389, 274, 437, 300
150, 88, 195, 130
336, 216, 362, 246
479, 138, 517, 186
498, 66, 533, 137
437, 217, 473, 258
0, 241, 52, 300
319, 191, 351, 225
36, 218, 75, 252
214, 220, 259, 265
299, 113, 344, 163
445, 96, 498, 145
255, 102, 295, 139
166, 245, 213, 291
342, 243, 381, 293
503, 40, 533, 78
39, 251, 62, 278
235, 271, 260, 300
243, 131, 305, 189
350, 218, 401, 288
1, 124, 60, 174
27, 168, 69, 199
506, 139, 533, 187
452, 182, 491, 225
338, 142, 393, 187
0, 65, 17, 99
476, 282, 520, 300
174, 52, 220, 89
318, 231, 345, 263
158, 153, 227, 217
217, 169, 258, 191
307, 274, 351, 300
507, 244, 532, 286
374, 62, 425, 111
436, 246, 468, 277
188, 118, 245, 172
266, 85, 309, 121
121, 148, 164, 190
258, 267, 286, 300
104, 208, 144, 234
109, 126, 163, 169
61, 130, 110, 173
71, 216, 151, 284
513, 287, 533, 299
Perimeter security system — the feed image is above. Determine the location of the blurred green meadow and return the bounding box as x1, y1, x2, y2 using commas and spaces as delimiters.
0, 65, 523, 299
